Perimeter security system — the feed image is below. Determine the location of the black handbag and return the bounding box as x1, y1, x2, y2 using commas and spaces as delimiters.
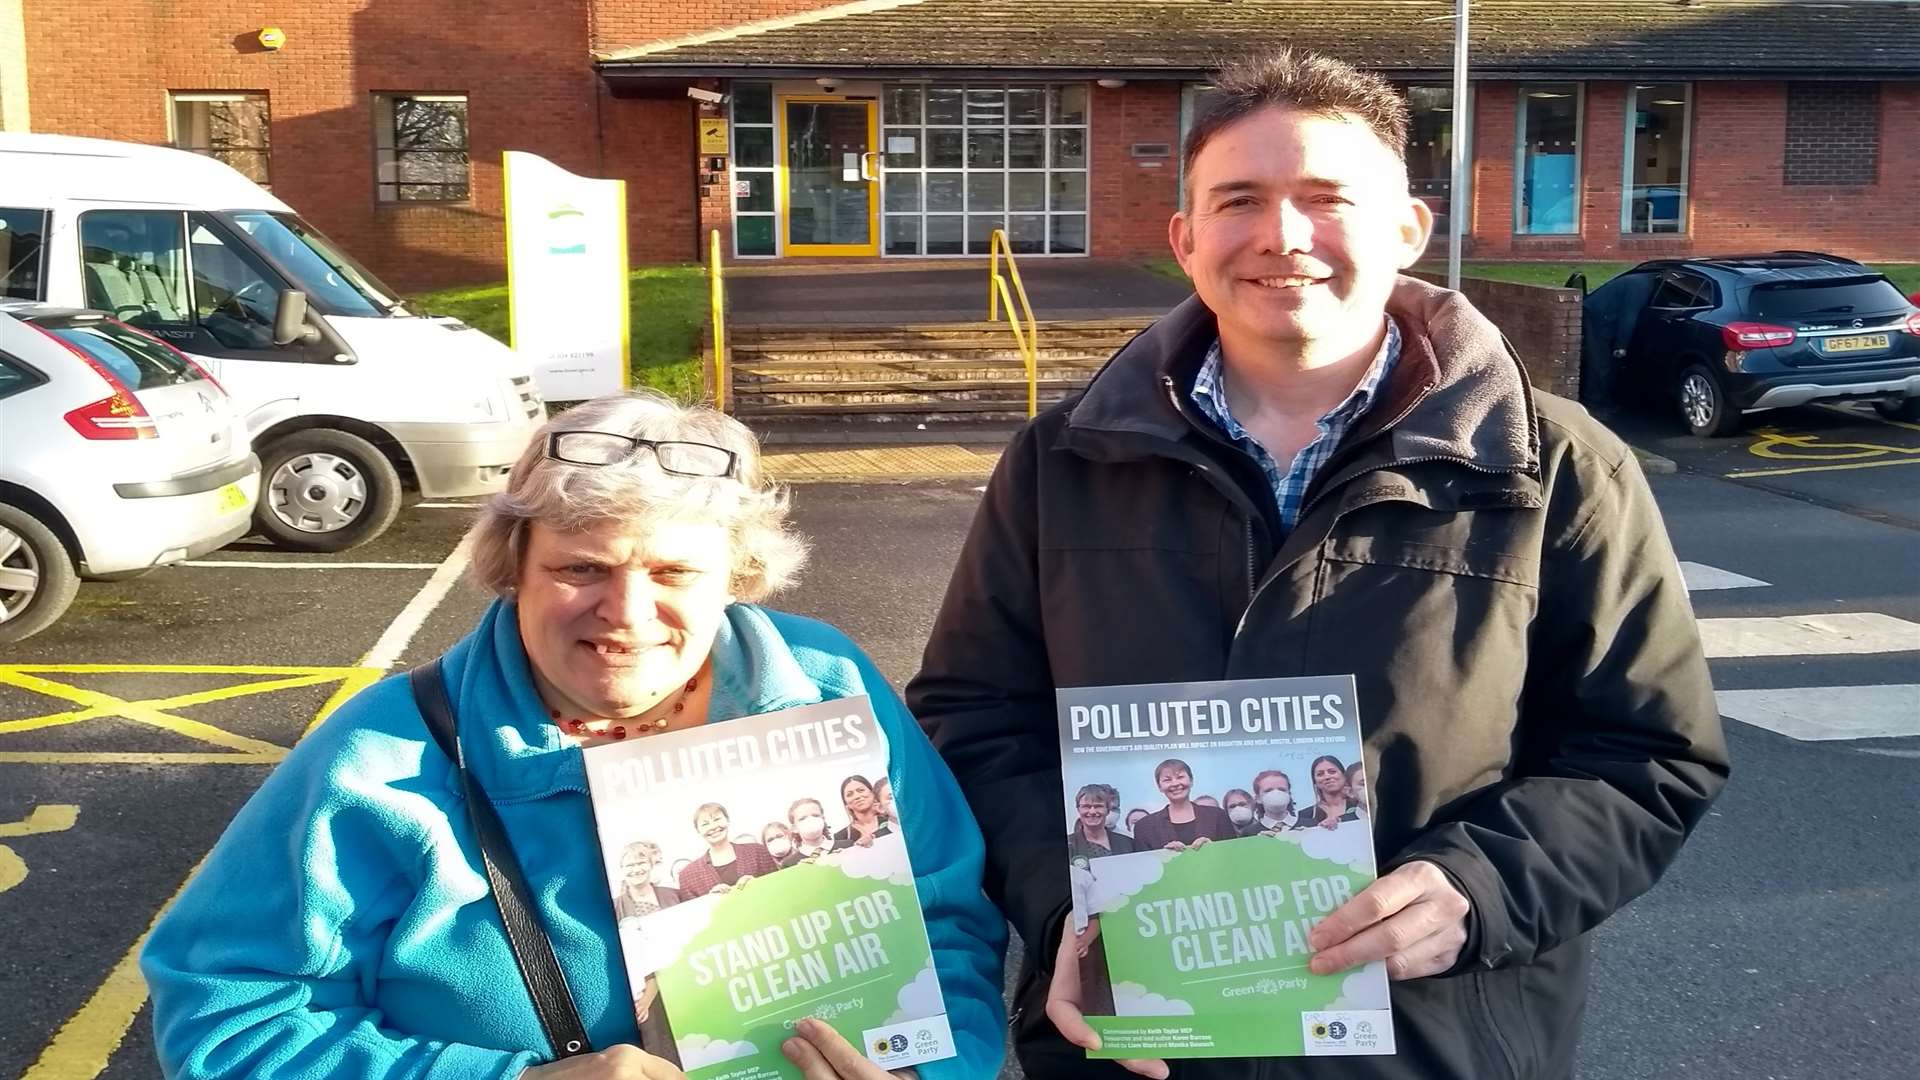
409, 658, 594, 1059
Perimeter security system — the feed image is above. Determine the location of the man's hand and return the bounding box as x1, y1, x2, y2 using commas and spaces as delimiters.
519, 1044, 685, 1079
1045, 917, 1170, 1079
780, 1017, 916, 1078
1307, 860, 1469, 980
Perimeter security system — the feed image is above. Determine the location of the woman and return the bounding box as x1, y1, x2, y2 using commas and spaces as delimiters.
1130, 758, 1238, 851
140, 392, 1006, 1080
1067, 784, 1136, 861
676, 802, 780, 898
761, 821, 801, 869
1295, 754, 1362, 830
831, 774, 894, 850
1251, 768, 1300, 833
1124, 807, 1150, 835
788, 797, 835, 861
1221, 788, 1262, 838
613, 841, 680, 921
874, 776, 897, 824
1346, 761, 1370, 819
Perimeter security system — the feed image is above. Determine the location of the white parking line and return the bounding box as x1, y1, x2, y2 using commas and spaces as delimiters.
358, 532, 477, 673
1680, 561, 1770, 592
414, 502, 481, 509
1717, 685, 1920, 741
181, 560, 440, 570
1696, 612, 1920, 658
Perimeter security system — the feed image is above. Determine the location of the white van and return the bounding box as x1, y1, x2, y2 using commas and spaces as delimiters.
0, 133, 543, 551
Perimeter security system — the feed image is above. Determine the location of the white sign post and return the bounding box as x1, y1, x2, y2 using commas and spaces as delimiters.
503, 151, 629, 400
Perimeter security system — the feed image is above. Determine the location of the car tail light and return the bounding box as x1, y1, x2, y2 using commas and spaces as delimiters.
24, 322, 159, 440
1906, 311, 1920, 336
64, 393, 158, 440
1721, 322, 1797, 350
108, 318, 226, 393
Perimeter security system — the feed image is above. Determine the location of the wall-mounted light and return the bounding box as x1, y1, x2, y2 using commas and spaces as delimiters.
1096, 78, 1127, 89
815, 77, 842, 91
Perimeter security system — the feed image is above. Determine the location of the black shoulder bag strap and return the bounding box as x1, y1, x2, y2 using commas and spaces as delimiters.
409, 658, 594, 1059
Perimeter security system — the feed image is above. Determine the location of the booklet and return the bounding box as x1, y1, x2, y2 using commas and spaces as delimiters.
582, 696, 956, 1079
1057, 675, 1394, 1059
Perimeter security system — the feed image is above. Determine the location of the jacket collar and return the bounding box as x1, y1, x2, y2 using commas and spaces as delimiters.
1060, 276, 1540, 476
439, 600, 825, 803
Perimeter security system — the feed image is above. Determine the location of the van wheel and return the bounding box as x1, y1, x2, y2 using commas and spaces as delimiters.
254, 429, 403, 553
0, 503, 80, 644
1873, 398, 1920, 423
1677, 364, 1742, 437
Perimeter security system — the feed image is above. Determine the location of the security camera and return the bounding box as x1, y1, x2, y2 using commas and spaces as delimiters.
686, 87, 727, 105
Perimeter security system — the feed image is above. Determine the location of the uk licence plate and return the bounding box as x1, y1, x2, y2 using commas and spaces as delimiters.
1822, 333, 1890, 354
216, 482, 250, 512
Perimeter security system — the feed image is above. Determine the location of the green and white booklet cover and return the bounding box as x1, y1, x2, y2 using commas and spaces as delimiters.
582, 696, 955, 1079
1058, 675, 1393, 1059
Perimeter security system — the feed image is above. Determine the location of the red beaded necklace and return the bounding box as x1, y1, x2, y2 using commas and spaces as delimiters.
552, 676, 700, 741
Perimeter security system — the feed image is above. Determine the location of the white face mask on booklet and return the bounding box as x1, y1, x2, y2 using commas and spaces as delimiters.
794, 815, 827, 841
1228, 806, 1254, 825
1259, 790, 1292, 814
1104, 811, 1121, 830
766, 839, 793, 858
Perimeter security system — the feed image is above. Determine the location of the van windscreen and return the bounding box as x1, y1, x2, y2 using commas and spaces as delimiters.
223, 211, 397, 317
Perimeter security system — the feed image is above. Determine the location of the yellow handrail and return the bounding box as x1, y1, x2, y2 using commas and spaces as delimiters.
986, 228, 1039, 419
708, 228, 727, 412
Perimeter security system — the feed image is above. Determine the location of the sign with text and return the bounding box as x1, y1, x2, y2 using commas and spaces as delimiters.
503, 150, 629, 399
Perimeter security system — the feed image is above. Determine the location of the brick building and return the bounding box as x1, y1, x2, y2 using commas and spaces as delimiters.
8, 0, 1914, 289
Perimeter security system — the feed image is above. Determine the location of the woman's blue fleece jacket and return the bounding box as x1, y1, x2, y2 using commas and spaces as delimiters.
140, 600, 1007, 1079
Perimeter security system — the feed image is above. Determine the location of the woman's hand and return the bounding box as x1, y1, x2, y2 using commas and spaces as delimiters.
519, 1044, 685, 1079
1190, 836, 1211, 848
1319, 815, 1339, 831
1160, 841, 1186, 852
709, 882, 733, 894
1074, 915, 1102, 958
1044, 922, 1169, 1078
780, 1017, 917, 1078
856, 833, 875, 848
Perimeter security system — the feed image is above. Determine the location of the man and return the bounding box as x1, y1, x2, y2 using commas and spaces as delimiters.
907, 50, 1727, 1080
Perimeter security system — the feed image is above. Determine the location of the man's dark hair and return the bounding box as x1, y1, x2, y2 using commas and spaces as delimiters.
1182, 49, 1411, 201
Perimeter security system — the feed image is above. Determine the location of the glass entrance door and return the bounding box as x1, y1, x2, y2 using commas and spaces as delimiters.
780, 98, 879, 256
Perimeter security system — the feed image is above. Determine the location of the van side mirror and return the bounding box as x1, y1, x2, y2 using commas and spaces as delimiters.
273, 289, 321, 346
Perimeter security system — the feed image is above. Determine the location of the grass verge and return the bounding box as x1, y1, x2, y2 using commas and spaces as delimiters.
411, 264, 709, 400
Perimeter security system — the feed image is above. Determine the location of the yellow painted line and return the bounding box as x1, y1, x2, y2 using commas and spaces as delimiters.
0, 804, 79, 837
21, 857, 207, 1080
140, 672, 344, 711
0, 707, 94, 736
0, 751, 285, 765
1726, 456, 1920, 479
306, 667, 386, 736
3, 663, 370, 675
1817, 403, 1920, 435
0, 846, 24, 892
0, 669, 283, 756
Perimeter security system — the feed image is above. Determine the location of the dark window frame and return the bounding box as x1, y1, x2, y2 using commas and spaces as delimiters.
0, 206, 51, 301
0, 349, 50, 401
372, 92, 472, 204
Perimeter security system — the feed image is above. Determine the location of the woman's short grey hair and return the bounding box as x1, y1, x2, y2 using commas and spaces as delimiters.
469, 391, 808, 601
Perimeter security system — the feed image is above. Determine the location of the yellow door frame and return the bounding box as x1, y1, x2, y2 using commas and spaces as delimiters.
775, 94, 881, 256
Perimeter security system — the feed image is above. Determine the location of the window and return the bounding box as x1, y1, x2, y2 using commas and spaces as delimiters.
1514, 83, 1581, 235
730, 84, 777, 257
1649, 271, 1713, 309
1751, 277, 1909, 319
0, 354, 47, 400
374, 93, 470, 202
188, 215, 281, 350
170, 92, 271, 185
78, 210, 190, 327
41, 319, 202, 390
880, 82, 1089, 255
0, 207, 49, 300
1404, 84, 1470, 241
1623, 84, 1690, 234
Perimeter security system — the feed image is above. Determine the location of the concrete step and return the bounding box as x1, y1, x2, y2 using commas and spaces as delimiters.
736, 377, 1089, 396
734, 361, 1104, 385
735, 398, 1063, 418
751, 416, 1029, 446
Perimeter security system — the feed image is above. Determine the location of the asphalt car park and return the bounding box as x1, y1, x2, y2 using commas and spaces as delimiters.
1609, 400, 1920, 527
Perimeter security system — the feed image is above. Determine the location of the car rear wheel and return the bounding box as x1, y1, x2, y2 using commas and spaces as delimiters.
1677, 364, 1742, 437
1873, 398, 1920, 423
254, 428, 403, 553
0, 503, 80, 645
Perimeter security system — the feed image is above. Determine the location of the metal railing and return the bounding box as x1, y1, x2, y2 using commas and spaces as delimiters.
986, 228, 1039, 419
708, 228, 728, 412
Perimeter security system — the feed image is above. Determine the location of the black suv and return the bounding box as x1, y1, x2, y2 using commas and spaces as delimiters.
1581, 252, 1920, 436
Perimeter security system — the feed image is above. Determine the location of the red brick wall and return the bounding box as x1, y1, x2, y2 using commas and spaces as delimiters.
1466, 79, 1918, 264
591, 0, 850, 53
601, 90, 701, 263
22, 0, 610, 289
1089, 81, 1181, 259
